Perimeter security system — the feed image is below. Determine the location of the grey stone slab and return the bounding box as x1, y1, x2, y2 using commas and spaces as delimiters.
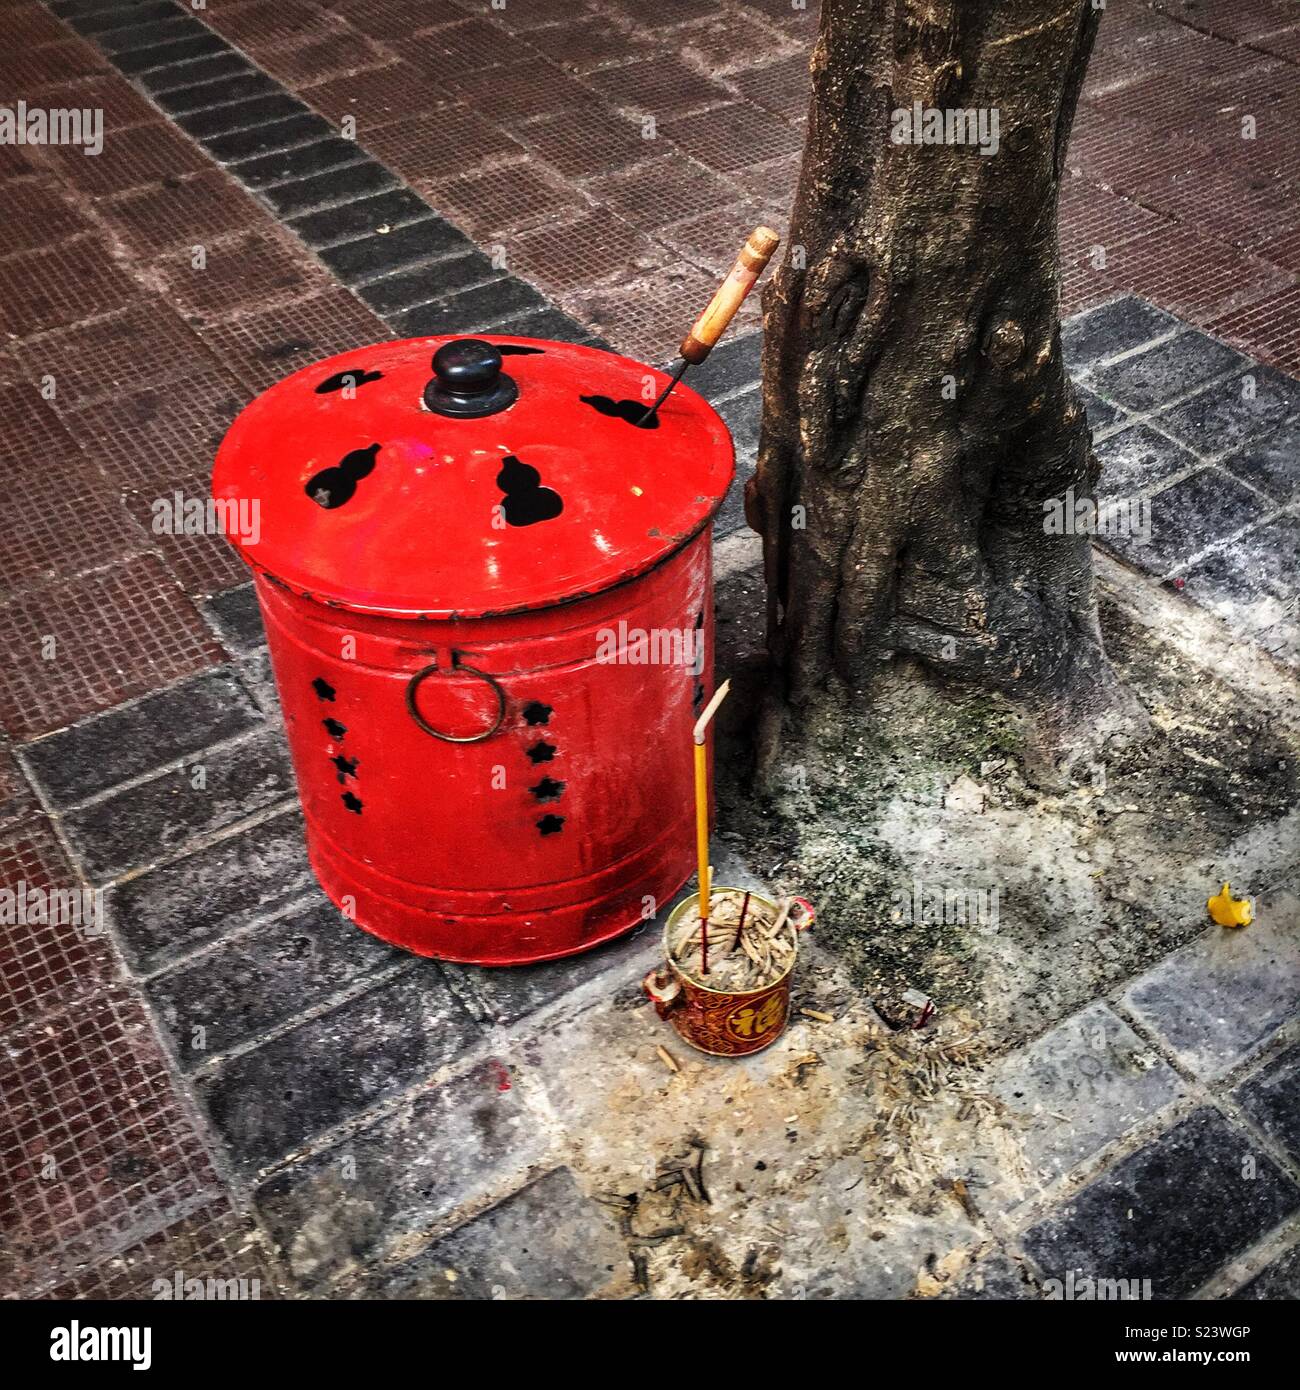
690, 330, 762, 404
178, 94, 311, 143
447, 918, 659, 1026
114, 32, 230, 75
237, 647, 282, 717
713, 465, 753, 538
254, 1057, 543, 1288
1062, 296, 1179, 370
60, 726, 295, 883
65, 1, 180, 34
388, 277, 549, 337
366, 1167, 625, 1300
258, 161, 400, 218
1022, 1107, 1300, 1300
95, 15, 210, 55
1234, 1044, 1300, 1165
1226, 416, 1300, 503
1231, 1241, 1300, 1299
1087, 331, 1247, 413
19, 667, 261, 809
1074, 383, 1126, 435
1178, 514, 1300, 636
198, 966, 481, 1172
1102, 467, 1267, 576
1156, 366, 1300, 457
136, 53, 254, 96
146, 896, 402, 1070
152, 72, 282, 118
1120, 891, 1300, 1080
354, 251, 500, 317
203, 584, 265, 655
717, 386, 760, 465
287, 189, 438, 250
1094, 423, 1197, 503
229, 138, 369, 191
490, 307, 606, 346
977, 1002, 1183, 1208
105, 808, 313, 973
317, 217, 474, 285
204, 114, 336, 165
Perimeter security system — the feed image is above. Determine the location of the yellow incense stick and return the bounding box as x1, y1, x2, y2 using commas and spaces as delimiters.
692, 679, 730, 974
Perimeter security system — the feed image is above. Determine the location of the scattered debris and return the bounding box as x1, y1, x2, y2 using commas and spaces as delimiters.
800, 1007, 835, 1023
670, 890, 801, 990
656, 1044, 681, 1073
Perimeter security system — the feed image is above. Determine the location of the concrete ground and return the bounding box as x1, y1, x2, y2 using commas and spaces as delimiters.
1, 0, 1299, 1300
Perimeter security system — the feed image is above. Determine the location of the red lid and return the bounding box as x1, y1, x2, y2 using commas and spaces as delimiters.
211, 335, 734, 619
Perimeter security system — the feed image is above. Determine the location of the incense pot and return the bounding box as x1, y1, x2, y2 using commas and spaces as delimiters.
643, 890, 814, 1057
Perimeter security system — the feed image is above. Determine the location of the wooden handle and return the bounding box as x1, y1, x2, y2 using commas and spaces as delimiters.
679, 227, 780, 365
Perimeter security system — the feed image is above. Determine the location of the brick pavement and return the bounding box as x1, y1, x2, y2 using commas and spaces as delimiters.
0, 0, 1298, 1300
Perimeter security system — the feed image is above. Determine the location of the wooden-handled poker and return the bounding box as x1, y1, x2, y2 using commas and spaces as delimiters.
640, 226, 781, 427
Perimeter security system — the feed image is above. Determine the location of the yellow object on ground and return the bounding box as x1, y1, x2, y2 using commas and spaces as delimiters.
1207, 882, 1253, 928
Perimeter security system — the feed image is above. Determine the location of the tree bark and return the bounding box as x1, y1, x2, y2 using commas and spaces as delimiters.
750, 0, 1118, 739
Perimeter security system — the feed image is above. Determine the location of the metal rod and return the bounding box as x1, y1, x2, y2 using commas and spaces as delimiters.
639, 359, 688, 427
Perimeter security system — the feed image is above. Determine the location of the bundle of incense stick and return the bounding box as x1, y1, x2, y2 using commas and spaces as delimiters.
670, 890, 798, 991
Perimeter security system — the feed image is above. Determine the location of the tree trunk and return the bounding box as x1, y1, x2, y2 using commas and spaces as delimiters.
750, 0, 1119, 740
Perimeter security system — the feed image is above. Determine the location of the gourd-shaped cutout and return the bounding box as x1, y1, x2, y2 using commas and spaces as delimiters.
306, 442, 380, 510
315, 367, 382, 394
496, 454, 562, 527
579, 393, 659, 429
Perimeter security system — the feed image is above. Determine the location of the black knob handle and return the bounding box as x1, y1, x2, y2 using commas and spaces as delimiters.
423, 338, 518, 418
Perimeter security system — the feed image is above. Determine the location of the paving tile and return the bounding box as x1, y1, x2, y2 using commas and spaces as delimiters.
2, 38, 109, 90
287, 188, 441, 250
426, 161, 583, 240
505, 209, 667, 295
0, 819, 114, 1040
203, 0, 334, 50
389, 276, 549, 337
443, 57, 595, 127
61, 367, 246, 495
203, 583, 265, 654
1234, 1043, 1300, 1164
1223, 417, 1300, 503
586, 152, 741, 233
60, 725, 294, 884
359, 107, 526, 185
1061, 295, 1181, 369
151, 70, 285, 118
177, 93, 312, 144
0, 239, 139, 338
0, 554, 225, 742
563, 260, 723, 360
228, 137, 371, 192
661, 101, 804, 173
686, 329, 762, 403
0, 987, 219, 1296
0, 743, 38, 835
258, 160, 400, 218
203, 113, 338, 165
255, 1057, 546, 1288
1178, 514, 1300, 641
526, 13, 657, 74
1211, 284, 1300, 381
113, 32, 233, 77
1093, 423, 1198, 502
1102, 467, 1267, 575
1231, 1241, 1300, 1299
92, 14, 210, 56
491, 306, 605, 345
194, 287, 392, 393
39, 1194, 283, 1301
147, 896, 402, 1069
19, 667, 262, 810
135, 52, 256, 97
584, 53, 735, 119
366, 1167, 625, 1300
122, 476, 252, 601
354, 250, 501, 316
98, 171, 265, 257
0, 180, 95, 260
259, 30, 391, 88
1120, 892, 1300, 1080
447, 919, 658, 1027
512, 101, 652, 183
15, 299, 219, 410
401, 16, 514, 83
1086, 330, 1248, 411
1155, 363, 1300, 456
967, 1002, 1185, 1211
198, 967, 481, 1173
1073, 383, 1127, 435
1021, 1107, 1299, 1300
299, 61, 450, 129
319, 218, 476, 286
151, 228, 327, 321
105, 808, 314, 974
729, 49, 813, 118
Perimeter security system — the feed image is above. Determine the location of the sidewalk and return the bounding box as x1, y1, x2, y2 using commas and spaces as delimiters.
1, 0, 1298, 1301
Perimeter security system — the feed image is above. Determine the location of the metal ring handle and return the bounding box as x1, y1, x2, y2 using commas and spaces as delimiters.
405, 660, 506, 743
